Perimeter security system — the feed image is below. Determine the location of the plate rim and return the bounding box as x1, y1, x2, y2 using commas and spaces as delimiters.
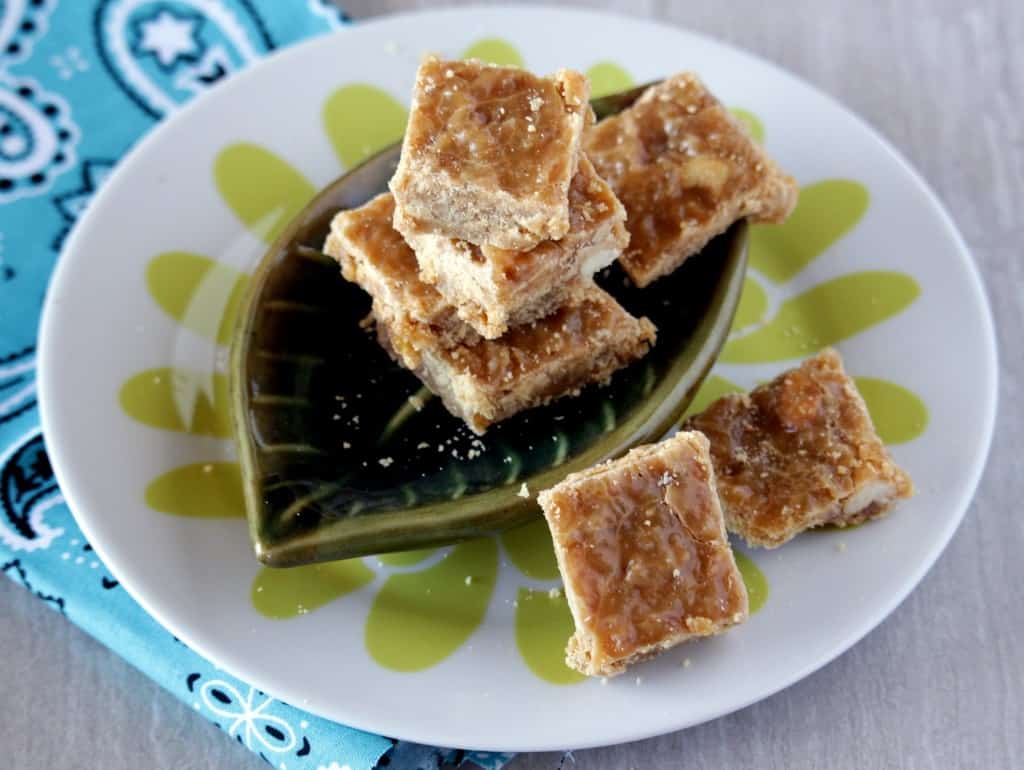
36, 4, 999, 752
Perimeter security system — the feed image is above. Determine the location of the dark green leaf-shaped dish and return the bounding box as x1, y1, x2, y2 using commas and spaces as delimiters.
231, 86, 749, 567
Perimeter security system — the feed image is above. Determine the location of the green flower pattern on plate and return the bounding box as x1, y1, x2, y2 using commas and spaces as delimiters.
117, 42, 924, 686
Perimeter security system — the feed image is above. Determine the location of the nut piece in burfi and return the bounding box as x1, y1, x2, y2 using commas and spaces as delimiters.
396, 155, 628, 339
685, 349, 913, 548
585, 72, 798, 287
324, 193, 478, 356
538, 432, 749, 677
377, 287, 655, 435
390, 55, 591, 250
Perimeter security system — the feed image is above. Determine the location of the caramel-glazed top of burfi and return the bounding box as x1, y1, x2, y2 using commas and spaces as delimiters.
542, 433, 747, 671
397, 154, 626, 284
436, 288, 653, 390
585, 73, 795, 283
685, 349, 913, 547
401, 56, 590, 204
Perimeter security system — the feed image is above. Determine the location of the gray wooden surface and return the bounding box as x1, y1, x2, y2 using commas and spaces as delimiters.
4, 1, 1022, 768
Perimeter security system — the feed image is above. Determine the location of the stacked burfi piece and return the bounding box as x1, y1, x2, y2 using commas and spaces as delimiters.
586, 73, 798, 287
540, 431, 749, 677
325, 57, 655, 433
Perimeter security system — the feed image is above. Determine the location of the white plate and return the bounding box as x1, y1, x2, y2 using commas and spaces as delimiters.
37, 6, 997, 752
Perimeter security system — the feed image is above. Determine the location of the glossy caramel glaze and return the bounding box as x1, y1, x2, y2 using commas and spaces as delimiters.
540, 432, 748, 676
685, 349, 914, 548
399, 56, 589, 203
585, 73, 797, 286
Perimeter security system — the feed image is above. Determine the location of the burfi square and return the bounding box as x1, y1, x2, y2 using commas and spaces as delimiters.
585, 73, 798, 287
390, 55, 591, 250
324, 193, 478, 353
685, 349, 914, 548
377, 287, 656, 435
395, 155, 628, 339
538, 432, 749, 677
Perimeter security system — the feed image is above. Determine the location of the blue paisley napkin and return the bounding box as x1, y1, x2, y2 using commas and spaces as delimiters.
0, 2, 512, 769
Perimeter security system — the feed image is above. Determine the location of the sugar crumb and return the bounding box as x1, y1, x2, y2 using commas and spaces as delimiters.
836, 541, 847, 553
464, 575, 473, 586
518, 482, 531, 499
682, 657, 692, 668
547, 586, 562, 599
379, 457, 394, 468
